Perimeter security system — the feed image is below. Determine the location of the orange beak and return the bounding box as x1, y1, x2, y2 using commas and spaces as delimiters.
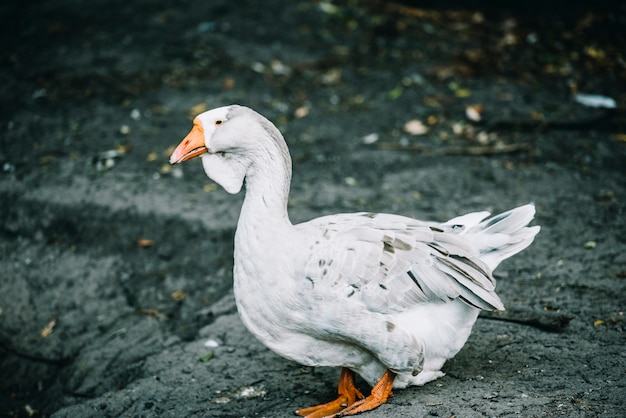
169, 120, 208, 164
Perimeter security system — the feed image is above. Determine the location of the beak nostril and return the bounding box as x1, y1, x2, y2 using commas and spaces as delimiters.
171, 125, 207, 163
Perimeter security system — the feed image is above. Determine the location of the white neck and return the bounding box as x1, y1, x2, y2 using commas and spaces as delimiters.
236, 132, 294, 243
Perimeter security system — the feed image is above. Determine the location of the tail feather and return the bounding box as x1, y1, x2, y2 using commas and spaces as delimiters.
469, 204, 540, 271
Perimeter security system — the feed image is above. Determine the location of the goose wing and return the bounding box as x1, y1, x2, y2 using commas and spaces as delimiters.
297, 211, 504, 314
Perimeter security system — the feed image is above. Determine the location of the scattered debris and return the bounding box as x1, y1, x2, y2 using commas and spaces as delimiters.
199, 351, 215, 363
251, 62, 265, 73
454, 87, 471, 98
465, 104, 484, 122
574, 94, 617, 109
41, 318, 56, 338
362, 132, 379, 144
24, 405, 37, 417
388, 84, 404, 100
270, 60, 291, 76
583, 240, 597, 250
140, 308, 168, 319
204, 339, 220, 348
594, 313, 624, 327
294, 106, 310, 119
159, 164, 172, 174
476, 131, 490, 144
318, 1, 339, 14
222, 76, 235, 90
93, 148, 128, 171
321, 68, 342, 85
403, 119, 428, 136
212, 385, 267, 404
2, 162, 16, 173
130, 109, 141, 121
203, 183, 218, 192
171, 290, 186, 302
136, 238, 155, 248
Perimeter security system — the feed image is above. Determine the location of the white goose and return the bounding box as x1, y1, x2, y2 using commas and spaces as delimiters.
169, 105, 540, 417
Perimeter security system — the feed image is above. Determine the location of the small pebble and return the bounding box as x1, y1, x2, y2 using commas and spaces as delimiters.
583, 240, 597, 249
204, 339, 220, 348
362, 133, 379, 144
344, 177, 357, 186
403, 119, 428, 136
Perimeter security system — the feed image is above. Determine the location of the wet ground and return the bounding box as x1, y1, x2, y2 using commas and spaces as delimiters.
1, 0, 625, 417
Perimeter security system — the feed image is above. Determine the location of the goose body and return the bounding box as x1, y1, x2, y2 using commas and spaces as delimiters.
170, 105, 540, 417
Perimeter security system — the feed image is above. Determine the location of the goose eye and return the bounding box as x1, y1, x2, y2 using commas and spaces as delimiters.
214, 119, 224, 126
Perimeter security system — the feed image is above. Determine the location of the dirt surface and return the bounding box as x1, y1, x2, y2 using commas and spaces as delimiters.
1, 1, 625, 417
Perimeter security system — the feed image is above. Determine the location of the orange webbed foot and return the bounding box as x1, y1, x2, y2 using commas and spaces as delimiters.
296, 368, 364, 418
334, 369, 395, 417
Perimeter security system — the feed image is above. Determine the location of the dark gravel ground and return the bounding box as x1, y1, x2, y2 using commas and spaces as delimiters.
1, 1, 625, 417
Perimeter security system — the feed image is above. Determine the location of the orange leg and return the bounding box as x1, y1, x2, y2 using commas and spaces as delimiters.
296, 368, 364, 418
334, 369, 396, 417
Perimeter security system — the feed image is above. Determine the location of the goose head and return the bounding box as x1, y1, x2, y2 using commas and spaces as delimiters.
169, 105, 290, 194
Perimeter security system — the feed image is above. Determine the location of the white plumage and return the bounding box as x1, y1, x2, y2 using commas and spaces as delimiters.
170, 105, 540, 417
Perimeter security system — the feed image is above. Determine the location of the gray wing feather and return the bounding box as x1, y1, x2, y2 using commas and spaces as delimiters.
298, 211, 513, 313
